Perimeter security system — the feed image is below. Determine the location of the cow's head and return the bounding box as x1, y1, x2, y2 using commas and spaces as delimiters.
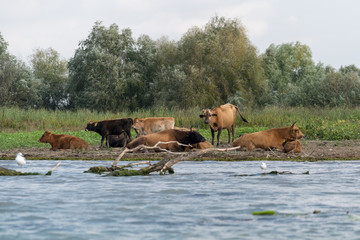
186, 128, 206, 144
38, 130, 52, 143
132, 117, 142, 133
199, 109, 217, 124
288, 122, 304, 140
85, 121, 98, 131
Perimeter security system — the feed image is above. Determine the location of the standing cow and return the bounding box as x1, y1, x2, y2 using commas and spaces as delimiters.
133, 117, 175, 136
85, 118, 133, 148
200, 103, 248, 146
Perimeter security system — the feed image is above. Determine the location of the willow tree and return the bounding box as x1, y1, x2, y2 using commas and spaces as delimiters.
177, 16, 266, 108
30, 48, 68, 110
67, 22, 136, 111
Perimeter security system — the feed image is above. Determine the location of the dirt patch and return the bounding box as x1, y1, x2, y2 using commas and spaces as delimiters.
1, 140, 360, 161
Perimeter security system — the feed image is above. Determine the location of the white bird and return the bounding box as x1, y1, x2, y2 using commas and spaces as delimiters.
260, 162, 267, 173
15, 152, 26, 167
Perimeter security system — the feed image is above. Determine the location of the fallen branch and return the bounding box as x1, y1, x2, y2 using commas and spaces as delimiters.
160, 146, 241, 174
45, 161, 62, 175
86, 144, 242, 176
112, 141, 190, 167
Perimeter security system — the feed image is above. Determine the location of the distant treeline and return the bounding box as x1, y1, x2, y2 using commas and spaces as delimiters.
1, 16, 360, 111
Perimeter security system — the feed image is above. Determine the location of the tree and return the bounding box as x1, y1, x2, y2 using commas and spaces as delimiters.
67, 22, 136, 111
30, 48, 68, 109
177, 16, 266, 108
0, 32, 39, 108
262, 42, 317, 106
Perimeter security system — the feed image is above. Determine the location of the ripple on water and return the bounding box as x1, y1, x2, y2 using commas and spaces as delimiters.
1, 160, 360, 239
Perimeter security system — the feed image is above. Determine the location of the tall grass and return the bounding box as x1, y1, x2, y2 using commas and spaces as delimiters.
1, 106, 360, 141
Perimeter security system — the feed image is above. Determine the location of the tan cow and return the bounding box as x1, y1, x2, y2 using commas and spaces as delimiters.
232, 123, 304, 151
133, 117, 175, 136
200, 103, 248, 146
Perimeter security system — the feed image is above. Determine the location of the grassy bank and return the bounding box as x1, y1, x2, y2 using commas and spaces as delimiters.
1, 106, 360, 150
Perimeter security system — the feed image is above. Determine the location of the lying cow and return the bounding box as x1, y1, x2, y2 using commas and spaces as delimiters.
126, 128, 206, 151
283, 139, 302, 153
108, 132, 131, 148
85, 118, 133, 148
200, 103, 248, 146
232, 123, 304, 151
38, 130, 88, 151
133, 117, 175, 136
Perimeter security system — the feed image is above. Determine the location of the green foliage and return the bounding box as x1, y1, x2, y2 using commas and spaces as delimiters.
2, 17, 360, 112
30, 48, 69, 110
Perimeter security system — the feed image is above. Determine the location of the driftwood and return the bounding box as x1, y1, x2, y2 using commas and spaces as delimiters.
85, 142, 241, 176
45, 161, 62, 175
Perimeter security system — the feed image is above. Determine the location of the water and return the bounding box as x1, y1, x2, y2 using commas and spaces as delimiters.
1, 160, 360, 240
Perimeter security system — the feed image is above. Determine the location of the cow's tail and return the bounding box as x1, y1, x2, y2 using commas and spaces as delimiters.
235, 106, 249, 123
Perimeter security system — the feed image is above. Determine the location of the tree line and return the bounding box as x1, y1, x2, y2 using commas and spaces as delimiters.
1, 16, 360, 112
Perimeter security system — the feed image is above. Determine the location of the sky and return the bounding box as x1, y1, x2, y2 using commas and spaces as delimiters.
0, 0, 359, 69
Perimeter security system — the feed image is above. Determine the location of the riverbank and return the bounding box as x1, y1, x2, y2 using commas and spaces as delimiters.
1, 140, 360, 161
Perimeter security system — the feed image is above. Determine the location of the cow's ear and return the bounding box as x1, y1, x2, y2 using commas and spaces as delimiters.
211, 113, 217, 117
94, 122, 98, 127
291, 122, 296, 128
199, 115, 205, 118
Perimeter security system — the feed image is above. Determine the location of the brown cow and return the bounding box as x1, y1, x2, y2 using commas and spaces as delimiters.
126, 128, 206, 151
283, 139, 302, 153
200, 103, 248, 146
133, 117, 175, 136
232, 123, 304, 151
38, 130, 88, 151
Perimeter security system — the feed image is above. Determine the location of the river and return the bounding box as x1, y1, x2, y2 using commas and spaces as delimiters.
1, 160, 360, 239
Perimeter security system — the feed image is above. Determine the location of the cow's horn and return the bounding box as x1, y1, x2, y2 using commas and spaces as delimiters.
291, 122, 296, 127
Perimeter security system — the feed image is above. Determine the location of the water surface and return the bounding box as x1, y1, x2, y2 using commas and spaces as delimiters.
1, 160, 360, 239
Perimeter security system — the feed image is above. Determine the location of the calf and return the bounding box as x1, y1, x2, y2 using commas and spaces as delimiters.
126, 128, 206, 151
232, 123, 304, 151
108, 132, 131, 148
283, 139, 302, 153
133, 117, 175, 135
38, 130, 88, 151
85, 118, 133, 148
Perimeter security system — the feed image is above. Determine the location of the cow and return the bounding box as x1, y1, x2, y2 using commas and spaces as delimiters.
85, 118, 133, 148
126, 128, 206, 151
283, 139, 302, 153
133, 117, 175, 136
38, 130, 88, 151
200, 103, 248, 146
108, 132, 131, 148
232, 123, 304, 151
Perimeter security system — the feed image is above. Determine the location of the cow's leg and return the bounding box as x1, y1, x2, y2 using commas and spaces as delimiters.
106, 135, 110, 148
217, 128, 222, 147
100, 136, 105, 148
211, 128, 215, 146
231, 124, 235, 142
227, 127, 231, 144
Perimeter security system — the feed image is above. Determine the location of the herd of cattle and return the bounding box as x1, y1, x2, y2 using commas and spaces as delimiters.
38, 103, 304, 153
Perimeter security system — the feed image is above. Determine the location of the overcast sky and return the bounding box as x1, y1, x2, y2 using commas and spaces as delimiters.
1, 0, 359, 69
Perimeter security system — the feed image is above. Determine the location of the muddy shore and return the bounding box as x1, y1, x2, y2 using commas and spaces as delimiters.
1, 140, 360, 161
